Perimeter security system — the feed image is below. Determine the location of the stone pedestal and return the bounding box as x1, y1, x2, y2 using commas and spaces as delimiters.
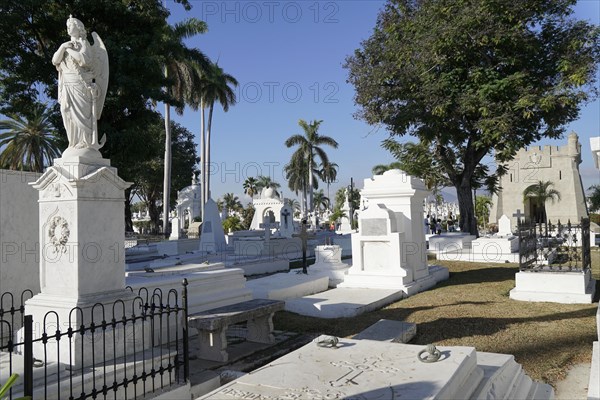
310, 245, 350, 287
24, 157, 136, 366
510, 269, 595, 304
169, 216, 181, 240
199, 198, 227, 253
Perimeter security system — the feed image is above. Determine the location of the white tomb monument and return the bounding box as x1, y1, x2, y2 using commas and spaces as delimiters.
249, 187, 284, 230
199, 197, 227, 253
336, 188, 353, 233
278, 202, 294, 237
339, 170, 448, 295
173, 174, 201, 228
497, 214, 513, 236
24, 17, 138, 366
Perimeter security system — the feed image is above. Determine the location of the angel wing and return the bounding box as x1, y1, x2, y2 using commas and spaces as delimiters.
90, 32, 109, 119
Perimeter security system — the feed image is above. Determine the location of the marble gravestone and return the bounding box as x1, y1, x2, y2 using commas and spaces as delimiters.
339, 170, 448, 295
278, 203, 294, 238
497, 214, 513, 236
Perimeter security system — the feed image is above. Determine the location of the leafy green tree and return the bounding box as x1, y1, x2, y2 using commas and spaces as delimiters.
243, 177, 258, 198
334, 187, 361, 213
0, 0, 198, 229
240, 204, 255, 230
588, 185, 600, 213
345, 0, 600, 235
133, 119, 198, 234
0, 104, 60, 172
223, 215, 243, 232
284, 119, 338, 214
523, 180, 561, 223
475, 196, 493, 229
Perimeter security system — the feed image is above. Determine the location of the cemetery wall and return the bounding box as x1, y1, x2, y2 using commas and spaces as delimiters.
0, 169, 41, 296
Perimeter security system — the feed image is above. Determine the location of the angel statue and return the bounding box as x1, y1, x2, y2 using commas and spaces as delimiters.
52, 16, 108, 157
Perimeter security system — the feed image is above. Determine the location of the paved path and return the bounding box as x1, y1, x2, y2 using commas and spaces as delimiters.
555, 362, 591, 400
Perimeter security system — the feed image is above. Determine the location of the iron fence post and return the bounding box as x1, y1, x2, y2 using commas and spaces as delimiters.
182, 279, 189, 382
24, 314, 33, 398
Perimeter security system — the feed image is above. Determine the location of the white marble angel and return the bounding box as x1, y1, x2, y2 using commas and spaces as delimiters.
52, 16, 108, 154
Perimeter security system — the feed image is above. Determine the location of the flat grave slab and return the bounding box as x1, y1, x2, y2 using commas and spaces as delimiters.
352, 318, 417, 343
284, 287, 405, 318
200, 336, 480, 399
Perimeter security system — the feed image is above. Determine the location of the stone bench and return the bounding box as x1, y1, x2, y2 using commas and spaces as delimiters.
188, 299, 284, 362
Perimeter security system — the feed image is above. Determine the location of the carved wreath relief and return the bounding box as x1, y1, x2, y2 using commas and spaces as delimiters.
48, 215, 70, 253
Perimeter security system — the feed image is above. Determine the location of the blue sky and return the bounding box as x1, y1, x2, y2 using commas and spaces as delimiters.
164, 0, 600, 204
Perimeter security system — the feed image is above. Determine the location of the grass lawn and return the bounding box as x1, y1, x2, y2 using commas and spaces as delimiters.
274, 248, 600, 387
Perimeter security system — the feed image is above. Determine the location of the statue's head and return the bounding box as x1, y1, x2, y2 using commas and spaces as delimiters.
66, 15, 86, 37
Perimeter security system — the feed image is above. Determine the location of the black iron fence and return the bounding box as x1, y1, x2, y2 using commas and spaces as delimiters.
0, 281, 189, 399
518, 218, 591, 272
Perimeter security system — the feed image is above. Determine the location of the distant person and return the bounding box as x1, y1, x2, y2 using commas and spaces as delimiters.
436, 219, 442, 235
447, 214, 455, 232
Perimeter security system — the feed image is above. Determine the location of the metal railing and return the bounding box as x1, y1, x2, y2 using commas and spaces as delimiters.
518, 218, 591, 272
0, 281, 189, 399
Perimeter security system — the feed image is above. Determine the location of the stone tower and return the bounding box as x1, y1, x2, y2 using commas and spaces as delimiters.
490, 132, 588, 226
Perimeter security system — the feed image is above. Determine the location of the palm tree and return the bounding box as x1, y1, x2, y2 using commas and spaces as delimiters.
255, 175, 281, 197
161, 18, 209, 236
284, 156, 314, 215
372, 162, 403, 176
523, 180, 561, 223
319, 161, 338, 204
222, 192, 243, 212
313, 189, 330, 215
0, 104, 60, 172
189, 61, 238, 217
284, 119, 338, 215
243, 177, 258, 198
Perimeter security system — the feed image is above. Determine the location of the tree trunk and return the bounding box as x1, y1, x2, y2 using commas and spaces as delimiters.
200, 99, 206, 221
206, 102, 214, 202
162, 103, 172, 238
308, 152, 314, 214
148, 198, 161, 235
456, 183, 478, 236
124, 189, 133, 233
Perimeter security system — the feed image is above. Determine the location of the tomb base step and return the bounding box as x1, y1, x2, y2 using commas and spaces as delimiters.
284, 287, 405, 318
246, 271, 329, 300
509, 270, 595, 304
472, 351, 554, 399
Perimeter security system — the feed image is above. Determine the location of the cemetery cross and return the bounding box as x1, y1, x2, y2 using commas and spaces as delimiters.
293, 219, 316, 274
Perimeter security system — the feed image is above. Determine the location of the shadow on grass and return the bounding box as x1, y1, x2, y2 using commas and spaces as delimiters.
438, 266, 517, 286
275, 302, 597, 345
274, 301, 495, 339
395, 307, 597, 344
